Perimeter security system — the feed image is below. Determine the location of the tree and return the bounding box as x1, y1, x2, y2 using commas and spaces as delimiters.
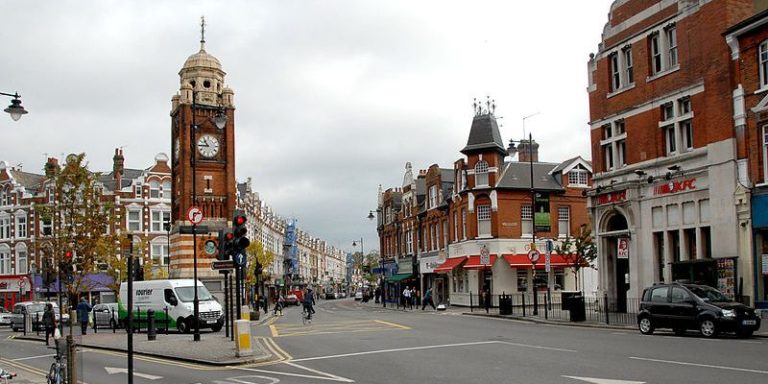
245, 240, 275, 292
36, 154, 119, 308
553, 225, 597, 291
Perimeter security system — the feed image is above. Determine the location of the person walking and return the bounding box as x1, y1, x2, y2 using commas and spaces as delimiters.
42, 303, 56, 346
402, 286, 412, 310
76, 297, 92, 335
374, 287, 381, 303
303, 288, 316, 321
422, 287, 436, 310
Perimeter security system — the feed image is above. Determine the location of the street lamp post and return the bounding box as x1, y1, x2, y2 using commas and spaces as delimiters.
189, 90, 227, 341
1, 91, 28, 121
508, 132, 539, 315
366, 210, 385, 308
164, 220, 171, 276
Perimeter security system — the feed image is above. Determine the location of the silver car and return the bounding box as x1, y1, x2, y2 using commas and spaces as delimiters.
92, 303, 120, 329
10, 301, 47, 331
0, 307, 12, 326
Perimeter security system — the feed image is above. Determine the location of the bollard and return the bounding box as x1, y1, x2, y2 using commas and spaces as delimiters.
544, 294, 548, 320
164, 307, 169, 335
112, 308, 116, 333
234, 320, 253, 357
36, 313, 40, 336
23, 312, 27, 336
470, 291, 474, 312
522, 293, 526, 317
147, 309, 156, 341
136, 306, 141, 333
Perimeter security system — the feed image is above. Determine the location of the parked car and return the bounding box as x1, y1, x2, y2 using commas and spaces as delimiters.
10, 301, 47, 331
0, 307, 12, 326
92, 303, 120, 329
637, 282, 761, 338
325, 291, 337, 300
284, 294, 299, 306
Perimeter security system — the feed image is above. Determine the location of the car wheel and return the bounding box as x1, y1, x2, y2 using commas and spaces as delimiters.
699, 318, 718, 338
177, 317, 189, 334
211, 322, 223, 332
638, 316, 654, 335
673, 328, 686, 336
12, 326, 18, 332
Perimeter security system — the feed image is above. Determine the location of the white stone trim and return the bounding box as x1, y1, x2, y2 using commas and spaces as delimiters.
591, 82, 704, 129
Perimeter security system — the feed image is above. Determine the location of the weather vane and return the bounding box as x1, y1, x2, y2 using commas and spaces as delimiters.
200, 16, 206, 44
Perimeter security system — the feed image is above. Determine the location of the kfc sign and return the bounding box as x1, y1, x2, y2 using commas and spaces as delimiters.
654, 178, 696, 196
597, 190, 627, 205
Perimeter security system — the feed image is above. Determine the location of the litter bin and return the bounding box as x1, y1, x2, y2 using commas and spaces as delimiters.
499, 295, 512, 315
561, 291, 585, 322
561, 291, 577, 311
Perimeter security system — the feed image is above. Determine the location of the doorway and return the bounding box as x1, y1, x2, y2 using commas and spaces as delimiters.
604, 213, 629, 312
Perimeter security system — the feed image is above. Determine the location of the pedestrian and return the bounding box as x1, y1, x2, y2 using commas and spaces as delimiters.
422, 287, 436, 310
303, 288, 316, 321
274, 294, 284, 316
402, 286, 412, 310
412, 287, 419, 307
374, 287, 381, 303
76, 297, 92, 335
42, 303, 56, 346
483, 287, 491, 313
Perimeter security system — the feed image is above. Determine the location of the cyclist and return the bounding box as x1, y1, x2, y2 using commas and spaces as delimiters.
302, 288, 316, 321
273, 294, 285, 316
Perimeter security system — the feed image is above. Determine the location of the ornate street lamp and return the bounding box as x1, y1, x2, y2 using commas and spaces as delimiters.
1, 92, 28, 121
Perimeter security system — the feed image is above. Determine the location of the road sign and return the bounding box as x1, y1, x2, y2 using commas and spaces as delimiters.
179, 225, 209, 234
234, 252, 247, 267
480, 245, 490, 265
528, 249, 540, 264
211, 260, 235, 270
187, 206, 203, 225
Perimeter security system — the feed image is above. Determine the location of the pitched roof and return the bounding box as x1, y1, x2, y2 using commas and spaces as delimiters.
550, 156, 593, 175
461, 114, 506, 155
9, 170, 45, 194
497, 162, 564, 192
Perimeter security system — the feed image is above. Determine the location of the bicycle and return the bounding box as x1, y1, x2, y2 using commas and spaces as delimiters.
47, 353, 66, 384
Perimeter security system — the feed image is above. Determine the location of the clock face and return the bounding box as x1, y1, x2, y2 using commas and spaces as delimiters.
197, 134, 220, 158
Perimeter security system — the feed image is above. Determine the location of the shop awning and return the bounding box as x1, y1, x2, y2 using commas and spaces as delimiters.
463, 255, 497, 269
433, 256, 468, 273
386, 273, 413, 283
503, 254, 571, 269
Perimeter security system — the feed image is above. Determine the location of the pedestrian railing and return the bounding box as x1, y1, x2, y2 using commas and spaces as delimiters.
466, 291, 640, 326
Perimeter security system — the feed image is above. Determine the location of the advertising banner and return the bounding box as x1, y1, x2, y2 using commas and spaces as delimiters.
534, 193, 551, 232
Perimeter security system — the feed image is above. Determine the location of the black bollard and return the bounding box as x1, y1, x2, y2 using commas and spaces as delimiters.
147, 309, 156, 341
112, 308, 116, 333
36, 313, 40, 336
164, 307, 169, 335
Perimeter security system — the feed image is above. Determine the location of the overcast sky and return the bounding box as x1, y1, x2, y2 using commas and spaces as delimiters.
1, 0, 613, 254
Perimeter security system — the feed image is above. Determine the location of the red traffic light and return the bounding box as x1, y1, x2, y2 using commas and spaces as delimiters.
225, 232, 235, 241
234, 215, 246, 226
64, 250, 73, 260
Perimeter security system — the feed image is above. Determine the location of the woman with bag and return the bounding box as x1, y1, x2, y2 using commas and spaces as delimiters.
42, 303, 56, 346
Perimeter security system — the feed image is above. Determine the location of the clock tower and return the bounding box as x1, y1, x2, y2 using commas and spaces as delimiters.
169, 20, 236, 279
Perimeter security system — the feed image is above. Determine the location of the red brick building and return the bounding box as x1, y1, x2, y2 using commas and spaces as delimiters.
587, 0, 759, 309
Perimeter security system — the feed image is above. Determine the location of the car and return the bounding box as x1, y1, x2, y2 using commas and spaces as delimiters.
92, 303, 120, 329
637, 282, 761, 338
0, 307, 12, 326
284, 294, 299, 306
354, 290, 363, 300
10, 301, 47, 331
324, 291, 337, 300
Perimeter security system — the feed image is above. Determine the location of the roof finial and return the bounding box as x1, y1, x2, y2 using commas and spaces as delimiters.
473, 98, 478, 116
486, 96, 491, 115
491, 99, 496, 115
200, 16, 206, 51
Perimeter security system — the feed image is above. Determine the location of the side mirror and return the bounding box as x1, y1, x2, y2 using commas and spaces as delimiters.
169, 298, 178, 306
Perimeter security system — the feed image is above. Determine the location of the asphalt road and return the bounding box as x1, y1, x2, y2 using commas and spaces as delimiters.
1, 299, 767, 384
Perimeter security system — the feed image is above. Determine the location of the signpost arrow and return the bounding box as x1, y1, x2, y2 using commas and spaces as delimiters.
562, 376, 646, 384
105, 367, 163, 380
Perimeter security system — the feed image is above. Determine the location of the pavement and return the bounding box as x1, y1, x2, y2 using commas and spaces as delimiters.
4, 300, 767, 383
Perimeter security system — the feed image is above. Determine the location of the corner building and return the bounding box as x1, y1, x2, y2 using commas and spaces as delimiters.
587, 0, 757, 309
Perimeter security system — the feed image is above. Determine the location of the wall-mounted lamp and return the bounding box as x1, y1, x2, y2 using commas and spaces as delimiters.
634, 170, 646, 177
668, 165, 681, 172
647, 176, 655, 184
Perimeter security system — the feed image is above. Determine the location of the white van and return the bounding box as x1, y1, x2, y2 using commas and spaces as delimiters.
119, 279, 223, 333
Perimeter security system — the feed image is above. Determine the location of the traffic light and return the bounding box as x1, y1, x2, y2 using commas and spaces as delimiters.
134, 259, 144, 281
255, 261, 263, 276
61, 250, 74, 282
231, 210, 250, 257
217, 229, 234, 260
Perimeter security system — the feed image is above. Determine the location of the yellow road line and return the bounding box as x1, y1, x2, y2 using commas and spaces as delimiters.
0, 357, 48, 377
374, 319, 411, 330
265, 337, 292, 361
269, 324, 279, 337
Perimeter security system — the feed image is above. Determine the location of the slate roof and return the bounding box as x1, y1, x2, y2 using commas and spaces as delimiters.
461, 114, 506, 155
98, 168, 144, 192
9, 170, 45, 194
497, 162, 564, 192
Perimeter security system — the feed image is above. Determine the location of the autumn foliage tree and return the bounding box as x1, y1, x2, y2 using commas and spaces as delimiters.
553, 225, 597, 291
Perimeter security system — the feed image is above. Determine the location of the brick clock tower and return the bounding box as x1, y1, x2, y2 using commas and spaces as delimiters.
169, 23, 236, 279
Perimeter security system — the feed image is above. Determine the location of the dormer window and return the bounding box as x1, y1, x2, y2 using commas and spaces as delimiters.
568, 169, 589, 187
429, 185, 438, 209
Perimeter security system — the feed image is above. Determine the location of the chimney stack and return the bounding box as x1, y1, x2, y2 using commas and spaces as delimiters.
44, 157, 59, 177
516, 139, 539, 163
113, 148, 125, 187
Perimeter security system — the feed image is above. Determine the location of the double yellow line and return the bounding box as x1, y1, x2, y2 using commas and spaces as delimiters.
0, 356, 48, 378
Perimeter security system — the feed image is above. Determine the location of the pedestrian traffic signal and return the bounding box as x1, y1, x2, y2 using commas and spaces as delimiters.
218, 229, 234, 260
64, 250, 73, 261
231, 210, 250, 256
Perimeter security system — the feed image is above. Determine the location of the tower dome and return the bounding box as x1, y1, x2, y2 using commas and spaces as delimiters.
176, 18, 231, 108
181, 45, 223, 72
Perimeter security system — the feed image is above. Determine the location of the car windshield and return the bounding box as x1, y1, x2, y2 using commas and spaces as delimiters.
689, 286, 729, 302
175, 286, 214, 302
28, 304, 45, 313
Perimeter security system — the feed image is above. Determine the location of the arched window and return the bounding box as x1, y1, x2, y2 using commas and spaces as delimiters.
149, 180, 161, 198
15, 243, 27, 275
475, 161, 489, 186
162, 180, 172, 198
0, 245, 10, 275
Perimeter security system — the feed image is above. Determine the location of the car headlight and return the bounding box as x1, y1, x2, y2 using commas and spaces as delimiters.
721, 309, 736, 318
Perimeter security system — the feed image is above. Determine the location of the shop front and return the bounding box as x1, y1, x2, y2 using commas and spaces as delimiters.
420, 254, 442, 302
751, 191, 768, 309
0, 274, 32, 310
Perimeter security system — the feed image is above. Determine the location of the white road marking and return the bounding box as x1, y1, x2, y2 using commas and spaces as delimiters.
11, 353, 56, 361
105, 366, 164, 380
290, 341, 500, 363
284, 361, 354, 382
563, 376, 646, 384
236, 366, 353, 382
498, 341, 578, 353
629, 356, 768, 375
